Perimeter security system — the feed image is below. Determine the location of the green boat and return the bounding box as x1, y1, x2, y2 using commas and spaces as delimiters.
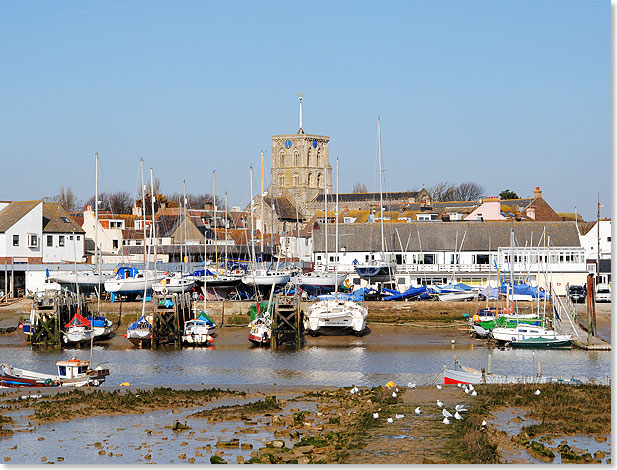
473, 316, 546, 337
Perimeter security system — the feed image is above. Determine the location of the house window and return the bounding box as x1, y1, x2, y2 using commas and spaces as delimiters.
76, 235, 80, 241
69, 235, 73, 241
353, 278, 361, 285
12, 235, 19, 246
59, 236, 65, 247
47, 235, 53, 247
28, 234, 38, 248
122, 240, 126, 245
476, 254, 490, 265
113, 240, 119, 249
608, 237, 611, 242
136, 240, 142, 245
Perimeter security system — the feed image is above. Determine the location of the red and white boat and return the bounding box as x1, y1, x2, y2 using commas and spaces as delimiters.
444, 359, 560, 385
0, 358, 109, 388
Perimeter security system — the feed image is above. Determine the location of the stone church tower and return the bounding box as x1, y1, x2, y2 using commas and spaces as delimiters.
271, 95, 332, 217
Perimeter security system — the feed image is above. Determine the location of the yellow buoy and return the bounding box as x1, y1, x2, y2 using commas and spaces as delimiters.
385, 381, 397, 388
120, 382, 130, 387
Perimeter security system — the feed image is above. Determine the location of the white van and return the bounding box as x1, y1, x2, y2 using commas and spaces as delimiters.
596, 283, 611, 302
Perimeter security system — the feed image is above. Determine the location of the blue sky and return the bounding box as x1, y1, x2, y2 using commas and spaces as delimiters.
0, 1, 610, 220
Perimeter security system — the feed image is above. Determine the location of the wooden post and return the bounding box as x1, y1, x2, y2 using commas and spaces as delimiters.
488, 353, 492, 375
3, 261, 7, 302
10, 260, 14, 298
537, 360, 542, 377
591, 275, 597, 338
586, 274, 594, 344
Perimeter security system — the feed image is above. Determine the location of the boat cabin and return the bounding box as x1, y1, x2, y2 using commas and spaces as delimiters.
56, 359, 90, 379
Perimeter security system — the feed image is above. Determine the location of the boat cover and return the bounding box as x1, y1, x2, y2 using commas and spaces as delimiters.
128, 314, 152, 331
115, 266, 139, 279
65, 313, 91, 328
249, 301, 272, 321
383, 285, 430, 301
197, 311, 216, 326
499, 283, 550, 300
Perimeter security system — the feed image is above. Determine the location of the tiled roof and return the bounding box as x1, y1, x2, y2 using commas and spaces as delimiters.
313, 221, 582, 252
0, 200, 40, 232
42, 202, 85, 233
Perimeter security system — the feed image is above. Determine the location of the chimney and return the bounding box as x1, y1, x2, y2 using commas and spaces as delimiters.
533, 186, 542, 199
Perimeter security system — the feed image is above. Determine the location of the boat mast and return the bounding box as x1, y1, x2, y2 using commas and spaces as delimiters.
249, 166, 257, 270
95, 152, 100, 316
224, 191, 229, 276
260, 152, 264, 264
324, 164, 328, 272
378, 117, 385, 260
335, 157, 339, 297
213, 171, 218, 272
140, 158, 147, 270
183, 180, 188, 293
150, 167, 157, 276
140, 159, 149, 319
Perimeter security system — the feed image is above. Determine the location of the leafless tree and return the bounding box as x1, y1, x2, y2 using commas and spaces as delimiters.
352, 182, 368, 193
427, 182, 456, 202
55, 186, 81, 212
86, 191, 133, 214
428, 181, 484, 202
450, 182, 484, 201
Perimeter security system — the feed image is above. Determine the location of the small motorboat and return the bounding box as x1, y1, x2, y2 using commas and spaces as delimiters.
86, 316, 114, 339
0, 358, 109, 388
248, 315, 271, 346
182, 313, 216, 346
63, 313, 93, 345
152, 273, 196, 295
304, 298, 368, 336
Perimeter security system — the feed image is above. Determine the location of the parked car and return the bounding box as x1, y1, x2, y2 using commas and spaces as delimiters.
596, 283, 611, 303
567, 285, 586, 303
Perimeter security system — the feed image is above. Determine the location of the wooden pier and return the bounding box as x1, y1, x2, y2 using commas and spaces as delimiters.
271, 294, 305, 351
29, 290, 87, 349
151, 292, 192, 349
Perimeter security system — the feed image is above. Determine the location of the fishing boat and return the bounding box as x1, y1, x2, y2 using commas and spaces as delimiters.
0, 358, 109, 388
182, 318, 215, 346
125, 314, 153, 346
86, 315, 114, 339
491, 324, 572, 348
62, 313, 93, 345
443, 359, 565, 385
248, 314, 271, 346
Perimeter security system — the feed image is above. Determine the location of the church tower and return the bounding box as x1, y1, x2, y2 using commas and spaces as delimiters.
271, 94, 332, 217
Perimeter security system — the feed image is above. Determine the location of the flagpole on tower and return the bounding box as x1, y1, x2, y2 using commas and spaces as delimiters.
298, 93, 303, 134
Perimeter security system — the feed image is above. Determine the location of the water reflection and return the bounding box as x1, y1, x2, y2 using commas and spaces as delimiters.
0, 343, 610, 388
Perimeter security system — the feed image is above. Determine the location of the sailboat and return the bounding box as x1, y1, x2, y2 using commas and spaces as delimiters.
241, 165, 290, 295
296, 165, 347, 292
305, 157, 368, 336
104, 161, 163, 299
125, 162, 156, 347
62, 312, 94, 345
354, 118, 396, 283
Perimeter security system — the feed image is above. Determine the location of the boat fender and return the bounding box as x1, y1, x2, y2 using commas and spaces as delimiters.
161, 279, 167, 286
120, 382, 130, 386
473, 315, 480, 323
344, 279, 352, 289
44, 378, 52, 385
162, 287, 168, 295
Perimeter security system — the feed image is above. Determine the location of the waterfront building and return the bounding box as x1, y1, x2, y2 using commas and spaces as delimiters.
312, 221, 587, 295
578, 219, 612, 285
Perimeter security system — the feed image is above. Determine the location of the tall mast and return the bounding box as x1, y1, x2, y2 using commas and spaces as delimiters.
183, 180, 188, 285
249, 166, 256, 268
260, 152, 264, 258
95, 152, 100, 315
140, 158, 147, 267
378, 117, 385, 258
335, 157, 339, 296
324, 165, 328, 272
298, 93, 303, 133
150, 167, 157, 274
224, 191, 229, 276
213, 171, 218, 271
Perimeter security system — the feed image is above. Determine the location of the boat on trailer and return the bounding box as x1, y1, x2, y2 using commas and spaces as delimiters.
304, 298, 368, 336
0, 358, 109, 388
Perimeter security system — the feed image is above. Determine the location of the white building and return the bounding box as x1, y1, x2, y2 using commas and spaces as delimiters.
0, 200, 85, 264
312, 221, 588, 295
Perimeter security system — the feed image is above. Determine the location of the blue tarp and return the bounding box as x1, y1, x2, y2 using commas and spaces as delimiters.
190, 269, 215, 277
383, 285, 430, 301
127, 314, 151, 331
498, 283, 550, 300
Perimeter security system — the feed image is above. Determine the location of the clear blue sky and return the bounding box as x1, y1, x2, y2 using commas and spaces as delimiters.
0, 1, 610, 220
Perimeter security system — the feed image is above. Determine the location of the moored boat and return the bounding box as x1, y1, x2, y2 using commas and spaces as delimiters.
304, 298, 368, 336
443, 359, 562, 385
0, 358, 109, 388
125, 314, 153, 346
491, 324, 572, 348
62, 313, 93, 345
86, 315, 114, 339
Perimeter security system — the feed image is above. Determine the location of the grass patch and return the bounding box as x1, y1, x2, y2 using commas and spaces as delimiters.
190, 395, 280, 419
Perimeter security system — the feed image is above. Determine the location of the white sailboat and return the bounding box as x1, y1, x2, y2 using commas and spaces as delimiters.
305, 157, 368, 336
354, 117, 396, 283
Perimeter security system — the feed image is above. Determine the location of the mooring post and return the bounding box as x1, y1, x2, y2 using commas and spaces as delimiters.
488, 353, 492, 375
537, 360, 542, 377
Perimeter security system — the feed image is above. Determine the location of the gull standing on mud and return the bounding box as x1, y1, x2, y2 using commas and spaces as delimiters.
442, 409, 453, 418
437, 400, 444, 408
442, 417, 450, 425
414, 407, 422, 415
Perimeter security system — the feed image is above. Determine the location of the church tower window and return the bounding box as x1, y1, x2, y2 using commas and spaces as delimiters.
317, 173, 322, 188
307, 173, 313, 187
293, 150, 299, 166
279, 150, 285, 167
278, 173, 285, 187
293, 173, 299, 187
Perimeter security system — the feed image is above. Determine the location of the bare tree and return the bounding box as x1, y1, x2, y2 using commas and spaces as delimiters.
427, 181, 483, 202
86, 191, 133, 214
55, 186, 81, 212
352, 182, 368, 193
450, 182, 484, 201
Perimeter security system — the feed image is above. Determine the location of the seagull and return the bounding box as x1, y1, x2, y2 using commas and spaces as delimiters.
455, 405, 467, 412
373, 412, 379, 419
468, 384, 474, 391
407, 383, 416, 389
436, 384, 442, 390
414, 407, 422, 415
395, 414, 404, 419
456, 383, 462, 388
395, 388, 399, 392
454, 412, 463, 420
387, 417, 394, 423
481, 420, 487, 426
442, 409, 453, 418
437, 400, 444, 408
471, 390, 477, 397
534, 389, 541, 396
392, 392, 397, 398
442, 417, 450, 425
350, 386, 359, 394
464, 388, 470, 394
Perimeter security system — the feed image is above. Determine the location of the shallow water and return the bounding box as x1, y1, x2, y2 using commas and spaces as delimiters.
0, 341, 610, 388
